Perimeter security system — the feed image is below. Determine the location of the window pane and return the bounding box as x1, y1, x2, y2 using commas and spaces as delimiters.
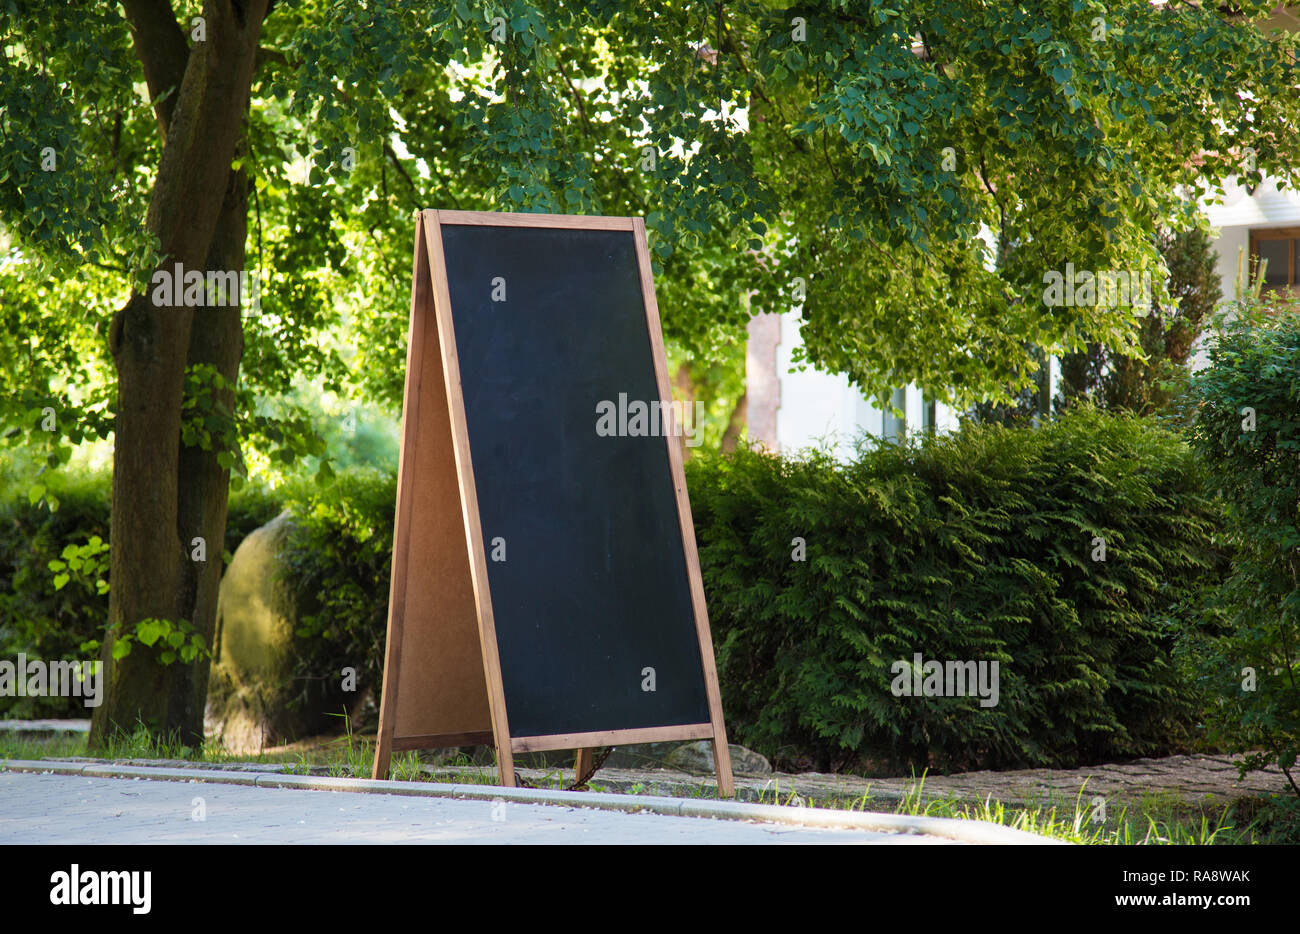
884, 387, 906, 443
1257, 238, 1289, 288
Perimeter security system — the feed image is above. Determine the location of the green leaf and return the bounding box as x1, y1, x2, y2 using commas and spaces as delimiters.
135, 618, 169, 647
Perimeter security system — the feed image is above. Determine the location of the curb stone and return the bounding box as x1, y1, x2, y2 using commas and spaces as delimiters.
31, 756, 912, 805
0, 758, 1062, 845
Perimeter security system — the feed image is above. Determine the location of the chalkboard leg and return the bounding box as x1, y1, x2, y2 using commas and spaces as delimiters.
496, 739, 517, 787
574, 747, 594, 785
711, 737, 735, 798
371, 732, 393, 781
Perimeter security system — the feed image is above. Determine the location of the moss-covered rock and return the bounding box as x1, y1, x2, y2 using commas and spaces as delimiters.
205, 511, 347, 751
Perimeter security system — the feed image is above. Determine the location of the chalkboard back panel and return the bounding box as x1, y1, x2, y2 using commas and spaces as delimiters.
390, 225, 493, 743
439, 222, 712, 738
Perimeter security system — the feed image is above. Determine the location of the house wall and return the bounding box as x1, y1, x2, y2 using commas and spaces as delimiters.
1196, 176, 1300, 367
747, 306, 958, 460
1204, 176, 1300, 297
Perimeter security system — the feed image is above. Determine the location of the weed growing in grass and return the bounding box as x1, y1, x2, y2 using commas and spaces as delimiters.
280, 753, 312, 776
419, 751, 498, 785
322, 708, 372, 777
198, 732, 237, 763
101, 721, 195, 761
390, 751, 429, 782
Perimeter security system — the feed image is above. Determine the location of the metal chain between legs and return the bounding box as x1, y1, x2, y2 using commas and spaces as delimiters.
507, 747, 614, 791
566, 747, 614, 791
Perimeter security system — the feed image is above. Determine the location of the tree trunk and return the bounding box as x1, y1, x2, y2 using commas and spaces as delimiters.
90, 0, 267, 749
673, 363, 696, 462
720, 392, 747, 453
172, 167, 247, 742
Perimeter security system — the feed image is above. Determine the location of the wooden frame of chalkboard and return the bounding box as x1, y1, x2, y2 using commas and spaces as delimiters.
372, 209, 735, 797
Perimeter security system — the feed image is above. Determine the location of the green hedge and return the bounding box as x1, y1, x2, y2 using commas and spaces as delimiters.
269, 408, 1226, 773
274, 469, 396, 717
0, 469, 111, 717
1183, 300, 1300, 796
686, 408, 1226, 773
0, 468, 282, 717
3, 410, 1227, 774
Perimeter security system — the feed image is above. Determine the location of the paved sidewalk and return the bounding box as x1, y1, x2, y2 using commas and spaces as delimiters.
0, 771, 958, 845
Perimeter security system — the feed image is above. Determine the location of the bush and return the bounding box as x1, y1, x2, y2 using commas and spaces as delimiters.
1182, 295, 1300, 799
1058, 225, 1222, 415
274, 469, 396, 719
0, 465, 286, 718
223, 482, 285, 564
2, 413, 1229, 774
0, 468, 111, 717
686, 408, 1226, 773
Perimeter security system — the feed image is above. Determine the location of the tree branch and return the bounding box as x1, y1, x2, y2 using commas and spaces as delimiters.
120, 0, 191, 141
255, 45, 292, 72
554, 57, 591, 137
382, 142, 423, 211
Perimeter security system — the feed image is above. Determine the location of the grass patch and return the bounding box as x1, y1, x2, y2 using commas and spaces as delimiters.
0, 731, 86, 760
738, 773, 1293, 845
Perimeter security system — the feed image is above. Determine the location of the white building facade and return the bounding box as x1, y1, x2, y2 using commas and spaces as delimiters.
745, 309, 960, 459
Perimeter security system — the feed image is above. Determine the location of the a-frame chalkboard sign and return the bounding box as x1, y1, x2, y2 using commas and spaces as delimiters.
372, 210, 734, 796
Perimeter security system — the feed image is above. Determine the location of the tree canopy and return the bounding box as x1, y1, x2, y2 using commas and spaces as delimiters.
5, 1, 1296, 421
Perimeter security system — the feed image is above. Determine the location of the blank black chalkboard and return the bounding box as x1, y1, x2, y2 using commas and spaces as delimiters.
373, 211, 733, 794
440, 223, 710, 738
